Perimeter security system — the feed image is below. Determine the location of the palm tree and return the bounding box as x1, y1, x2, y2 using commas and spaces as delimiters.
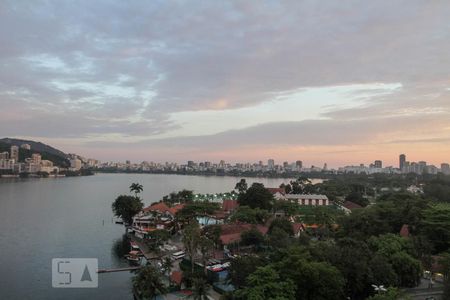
130, 183, 144, 197
190, 276, 210, 300
161, 257, 173, 283
133, 266, 167, 300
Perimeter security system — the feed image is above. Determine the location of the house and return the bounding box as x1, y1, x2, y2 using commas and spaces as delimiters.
222, 199, 239, 214
285, 194, 329, 206
292, 223, 305, 237
133, 202, 185, 233
267, 187, 286, 200
219, 223, 268, 247
339, 200, 362, 214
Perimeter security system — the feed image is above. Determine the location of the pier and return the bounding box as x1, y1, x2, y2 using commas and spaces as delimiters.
97, 266, 142, 273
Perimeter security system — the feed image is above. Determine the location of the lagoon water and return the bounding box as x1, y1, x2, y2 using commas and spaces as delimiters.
0, 173, 296, 300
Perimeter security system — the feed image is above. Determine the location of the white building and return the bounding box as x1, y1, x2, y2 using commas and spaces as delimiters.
0, 159, 15, 170
10, 145, 19, 162
20, 144, 31, 150
285, 194, 330, 206
70, 158, 82, 170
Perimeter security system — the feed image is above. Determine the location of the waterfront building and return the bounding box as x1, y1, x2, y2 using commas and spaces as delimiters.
399, 154, 406, 171
267, 159, 275, 170
10, 145, 19, 162
0, 159, 15, 170
70, 158, 82, 170
0, 152, 9, 159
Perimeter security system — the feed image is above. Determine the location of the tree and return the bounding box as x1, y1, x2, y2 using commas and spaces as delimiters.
268, 227, 291, 249
421, 203, 450, 253
237, 183, 274, 210
230, 206, 269, 224
390, 251, 422, 287
235, 179, 248, 194
345, 192, 369, 207
290, 176, 313, 194
133, 265, 167, 300
130, 182, 143, 197
366, 287, 405, 300
332, 238, 373, 299
112, 195, 144, 225
275, 256, 345, 300
235, 266, 296, 300
183, 221, 201, 273
369, 254, 398, 288
240, 227, 265, 248
280, 182, 292, 194
202, 224, 222, 248
269, 218, 294, 236
177, 201, 220, 225
198, 236, 214, 275
229, 255, 265, 288
190, 276, 210, 300
146, 229, 171, 251
161, 257, 173, 281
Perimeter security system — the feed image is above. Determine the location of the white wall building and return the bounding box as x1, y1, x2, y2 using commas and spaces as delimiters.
285, 194, 329, 206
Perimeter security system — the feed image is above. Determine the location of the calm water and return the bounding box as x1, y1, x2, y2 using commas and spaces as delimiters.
0, 173, 298, 300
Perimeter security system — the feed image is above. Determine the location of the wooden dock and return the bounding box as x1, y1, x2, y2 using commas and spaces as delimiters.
97, 266, 142, 273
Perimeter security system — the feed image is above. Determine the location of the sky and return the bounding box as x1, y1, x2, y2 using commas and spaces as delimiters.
1, 1, 450, 167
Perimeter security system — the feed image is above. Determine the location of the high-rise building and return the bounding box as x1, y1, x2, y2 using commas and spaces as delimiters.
10, 145, 19, 162
268, 159, 275, 169
70, 158, 82, 170
295, 160, 303, 169
31, 153, 41, 165
399, 154, 406, 170
441, 163, 450, 175
374, 160, 382, 168
0, 151, 9, 159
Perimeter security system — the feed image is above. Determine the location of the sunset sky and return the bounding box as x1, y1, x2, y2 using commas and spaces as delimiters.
1, 1, 449, 167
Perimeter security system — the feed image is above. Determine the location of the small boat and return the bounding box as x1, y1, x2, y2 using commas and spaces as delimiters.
125, 254, 141, 262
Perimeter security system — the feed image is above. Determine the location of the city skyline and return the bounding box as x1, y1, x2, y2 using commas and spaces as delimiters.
1, 1, 450, 166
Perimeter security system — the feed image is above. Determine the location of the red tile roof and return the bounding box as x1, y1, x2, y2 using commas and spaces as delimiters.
170, 271, 183, 286
222, 199, 239, 212
292, 223, 305, 234
342, 200, 362, 210
143, 202, 170, 213
219, 223, 268, 245
168, 203, 185, 215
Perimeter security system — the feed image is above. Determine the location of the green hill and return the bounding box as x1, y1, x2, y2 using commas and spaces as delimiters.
0, 138, 70, 167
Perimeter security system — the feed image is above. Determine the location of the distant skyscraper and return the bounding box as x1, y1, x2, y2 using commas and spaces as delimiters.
399, 154, 406, 170
374, 160, 382, 168
441, 163, 450, 175
295, 160, 303, 169
268, 159, 275, 169
10, 145, 19, 162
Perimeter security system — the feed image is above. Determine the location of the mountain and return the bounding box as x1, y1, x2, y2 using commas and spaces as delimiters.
0, 137, 70, 167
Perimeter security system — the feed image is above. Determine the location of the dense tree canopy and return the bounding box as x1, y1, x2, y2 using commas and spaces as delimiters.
237, 182, 274, 210
235, 266, 296, 300
112, 195, 144, 225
